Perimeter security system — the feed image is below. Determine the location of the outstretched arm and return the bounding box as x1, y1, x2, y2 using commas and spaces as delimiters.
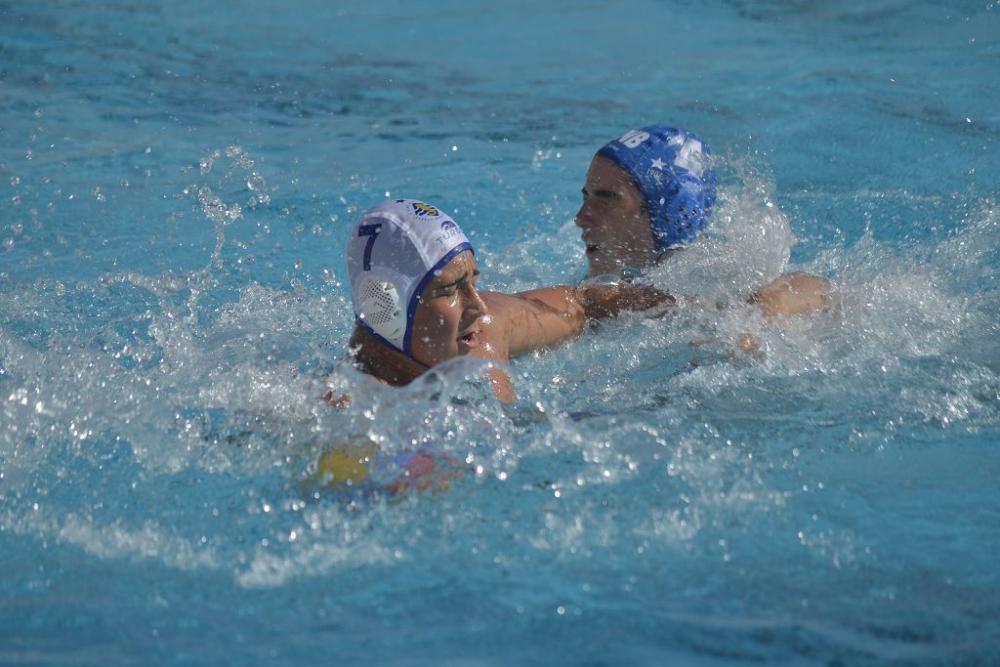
483, 283, 675, 357
750, 273, 832, 319
576, 282, 676, 320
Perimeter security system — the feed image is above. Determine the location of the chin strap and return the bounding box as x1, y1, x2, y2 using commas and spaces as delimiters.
359, 320, 431, 372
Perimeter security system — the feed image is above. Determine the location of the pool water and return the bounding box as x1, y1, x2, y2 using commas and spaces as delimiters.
2, 1, 998, 664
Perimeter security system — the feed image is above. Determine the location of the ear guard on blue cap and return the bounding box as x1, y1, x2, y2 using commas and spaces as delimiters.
596, 125, 717, 252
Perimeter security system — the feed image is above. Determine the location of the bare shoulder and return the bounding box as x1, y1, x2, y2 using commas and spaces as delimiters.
482, 287, 577, 312
779, 273, 831, 293
481, 287, 583, 330
480, 289, 521, 312
752, 272, 832, 319
480, 288, 585, 357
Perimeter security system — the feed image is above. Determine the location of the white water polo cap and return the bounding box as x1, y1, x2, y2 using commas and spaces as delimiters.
347, 199, 473, 356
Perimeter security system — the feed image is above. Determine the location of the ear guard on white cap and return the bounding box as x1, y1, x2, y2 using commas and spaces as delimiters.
354, 272, 405, 343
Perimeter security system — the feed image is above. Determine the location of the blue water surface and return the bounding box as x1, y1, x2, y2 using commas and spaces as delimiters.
2, 1, 999, 665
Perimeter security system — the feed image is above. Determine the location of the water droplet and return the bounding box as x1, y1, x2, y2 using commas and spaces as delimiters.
247, 172, 266, 192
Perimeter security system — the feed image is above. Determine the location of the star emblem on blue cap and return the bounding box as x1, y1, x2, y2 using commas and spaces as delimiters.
650, 158, 667, 170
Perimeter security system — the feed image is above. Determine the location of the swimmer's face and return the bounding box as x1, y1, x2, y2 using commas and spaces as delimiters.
410, 250, 489, 367
575, 155, 657, 277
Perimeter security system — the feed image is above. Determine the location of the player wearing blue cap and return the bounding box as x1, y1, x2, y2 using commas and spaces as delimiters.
580, 125, 716, 275
577, 125, 830, 319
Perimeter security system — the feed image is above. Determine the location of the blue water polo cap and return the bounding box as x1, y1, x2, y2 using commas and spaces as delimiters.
347, 199, 473, 356
596, 124, 717, 251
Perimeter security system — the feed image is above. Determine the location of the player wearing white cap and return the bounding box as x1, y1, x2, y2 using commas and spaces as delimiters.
345, 198, 669, 401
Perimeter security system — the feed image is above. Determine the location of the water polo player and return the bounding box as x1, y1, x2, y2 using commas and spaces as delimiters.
576, 124, 831, 318
316, 198, 672, 493
344, 198, 671, 398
